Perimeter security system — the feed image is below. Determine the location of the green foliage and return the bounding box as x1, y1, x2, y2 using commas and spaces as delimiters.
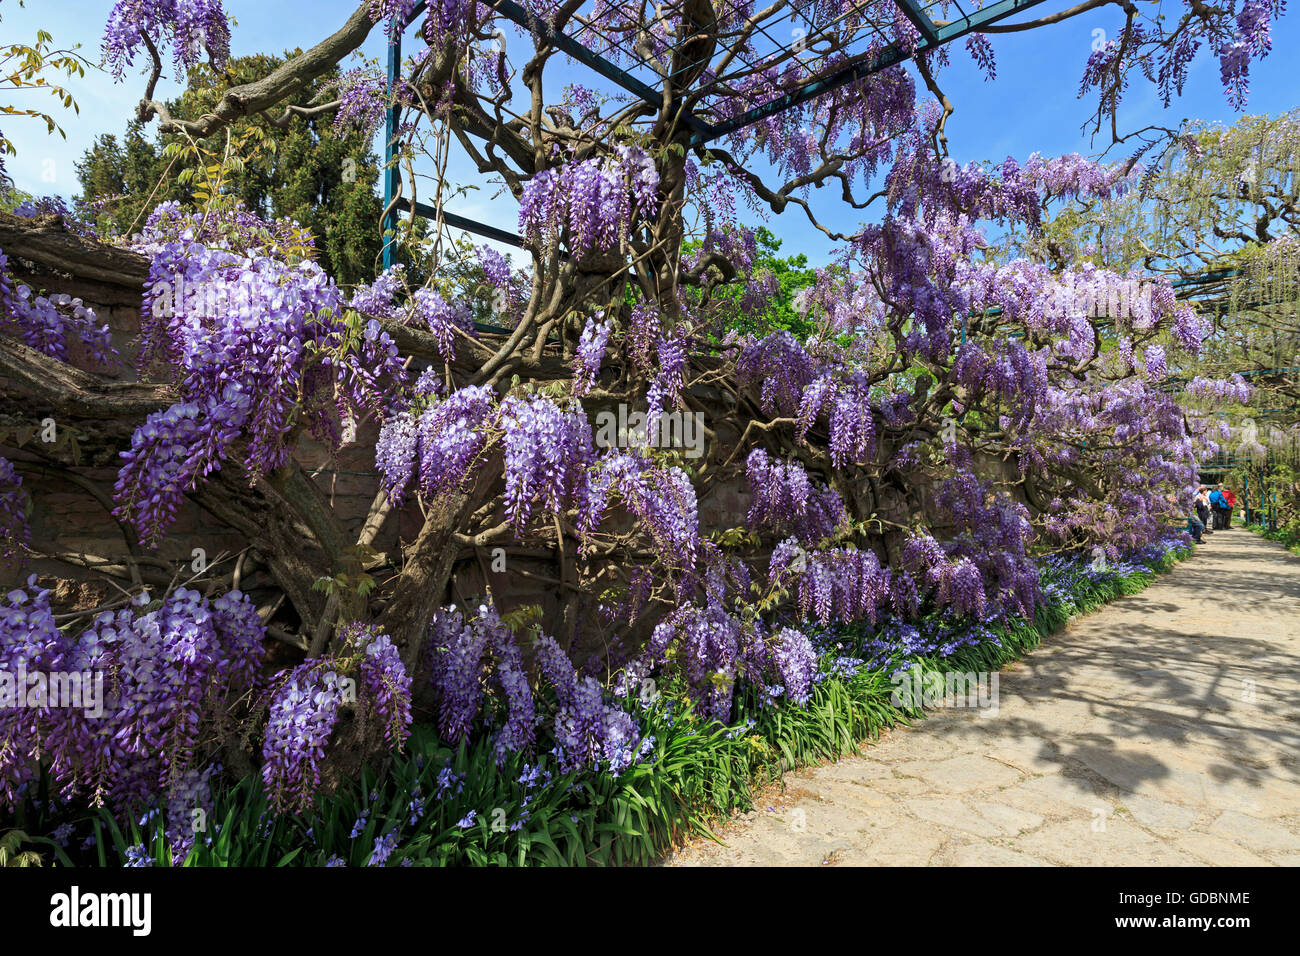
0, 828, 58, 867
0, 5, 89, 179
684, 226, 819, 341
75, 52, 383, 284
1230, 438, 1300, 540
1246, 520, 1300, 556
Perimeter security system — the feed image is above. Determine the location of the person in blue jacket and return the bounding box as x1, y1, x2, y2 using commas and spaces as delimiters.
1208, 487, 1228, 529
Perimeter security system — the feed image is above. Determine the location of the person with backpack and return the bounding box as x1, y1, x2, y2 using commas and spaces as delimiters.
1209, 486, 1228, 529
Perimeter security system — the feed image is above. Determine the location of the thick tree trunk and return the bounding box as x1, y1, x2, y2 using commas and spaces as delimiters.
377, 459, 504, 669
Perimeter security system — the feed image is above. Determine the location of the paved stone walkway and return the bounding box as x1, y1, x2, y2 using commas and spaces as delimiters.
668, 529, 1300, 866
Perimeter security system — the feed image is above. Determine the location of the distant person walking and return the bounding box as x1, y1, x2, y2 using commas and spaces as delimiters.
1222, 487, 1237, 528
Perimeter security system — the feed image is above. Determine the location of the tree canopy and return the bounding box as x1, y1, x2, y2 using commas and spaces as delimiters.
75, 51, 385, 283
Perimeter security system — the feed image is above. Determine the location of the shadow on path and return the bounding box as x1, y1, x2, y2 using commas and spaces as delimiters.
668, 530, 1300, 867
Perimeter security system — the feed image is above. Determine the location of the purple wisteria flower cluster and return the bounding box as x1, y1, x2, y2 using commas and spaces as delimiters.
328, 67, 388, 136
578, 451, 699, 572
772, 627, 818, 706
0, 580, 264, 856
348, 264, 405, 319
1077, 0, 1283, 114
102, 0, 231, 81
422, 604, 649, 773
519, 146, 659, 256
474, 244, 519, 310
797, 373, 876, 468
114, 203, 405, 544
260, 663, 349, 813
533, 633, 647, 775
346, 623, 414, 748
572, 315, 613, 397
639, 602, 819, 721
760, 474, 1039, 633
410, 288, 475, 362
0, 250, 115, 366
1185, 375, 1253, 403
746, 448, 847, 544
499, 394, 595, 530
791, 545, 895, 627
375, 384, 495, 503
646, 332, 687, 415
1031, 375, 1206, 553
261, 622, 412, 812
626, 301, 662, 377
0, 456, 28, 559
953, 339, 1048, 431
736, 331, 818, 416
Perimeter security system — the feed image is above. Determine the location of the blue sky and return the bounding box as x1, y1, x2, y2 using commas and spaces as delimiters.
4, 1, 1299, 266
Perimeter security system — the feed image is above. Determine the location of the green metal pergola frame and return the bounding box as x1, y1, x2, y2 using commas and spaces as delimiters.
381, 0, 1051, 267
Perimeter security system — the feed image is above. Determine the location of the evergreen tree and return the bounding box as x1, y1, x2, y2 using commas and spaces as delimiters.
75, 52, 383, 285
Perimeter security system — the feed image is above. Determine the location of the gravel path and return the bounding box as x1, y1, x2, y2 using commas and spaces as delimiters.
667, 530, 1300, 866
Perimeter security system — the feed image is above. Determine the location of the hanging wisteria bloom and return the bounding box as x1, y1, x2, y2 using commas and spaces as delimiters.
343, 623, 414, 748
423, 606, 645, 770
772, 627, 817, 706
519, 146, 659, 255
375, 384, 496, 503
0, 250, 115, 366
745, 449, 846, 544
349, 264, 405, 318
797, 374, 876, 467
261, 663, 349, 812
409, 287, 475, 361
262, 623, 410, 812
572, 315, 613, 397
736, 331, 819, 416
0, 457, 28, 559
646, 333, 687, 415
103, 0, 231, 80
578, 451, 698, 572
1185, 375, 1252, 403
115, 204, 405, 543
499, 394, 595, 530
1143, 344, 1168, 380
329, 67, 388, 135
0, 581, 264, 819
534, 633, 646, 775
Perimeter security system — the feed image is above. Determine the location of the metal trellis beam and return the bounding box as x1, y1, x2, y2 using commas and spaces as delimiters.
395, 197, 530, 249
895, 0, 940, 45
690, 0, 1050, 147
382, 0, 1053, 257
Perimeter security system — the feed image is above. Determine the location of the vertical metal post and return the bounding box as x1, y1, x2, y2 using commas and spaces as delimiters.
1263, 470, 1270, 530
1244, 473, 1249, 525
381, 31, 403, 272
